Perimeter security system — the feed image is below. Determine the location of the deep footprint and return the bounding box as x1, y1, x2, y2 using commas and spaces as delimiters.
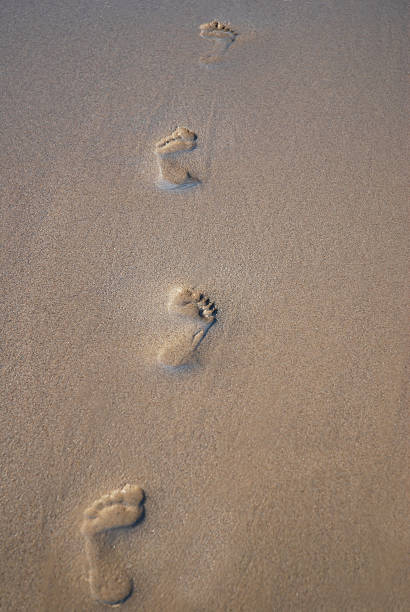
154, 127, 199, 190
157, 286, 217, 369
81, 484, 145, 606
199, 20, 238, 64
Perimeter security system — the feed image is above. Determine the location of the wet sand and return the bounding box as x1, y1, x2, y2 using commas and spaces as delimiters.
1, 0, 409, 610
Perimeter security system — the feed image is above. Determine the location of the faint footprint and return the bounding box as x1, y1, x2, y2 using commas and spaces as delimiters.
199, 20, 238, 64
154, 127, 199, 191
81, 484, 145, 606
158, 286, 218, 369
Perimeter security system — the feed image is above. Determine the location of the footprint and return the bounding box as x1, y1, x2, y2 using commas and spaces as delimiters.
199, 20, 238, 64
154, 127, 199, 191
157, 286, 218, 369
81, 484, 145, 606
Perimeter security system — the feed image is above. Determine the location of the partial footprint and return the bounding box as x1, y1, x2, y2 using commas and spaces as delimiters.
81, 484, 145, 606
155, 127, 199, 191
199, 20, 238, 64
157, 286, 217, 369
155, 127, 197, 155
156, 157, 199, 191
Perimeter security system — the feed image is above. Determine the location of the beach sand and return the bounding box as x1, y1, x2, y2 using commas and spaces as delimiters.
1, 0, 409, 610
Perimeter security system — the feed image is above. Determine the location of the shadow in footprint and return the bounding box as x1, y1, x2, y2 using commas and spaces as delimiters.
157, 158, 200, 192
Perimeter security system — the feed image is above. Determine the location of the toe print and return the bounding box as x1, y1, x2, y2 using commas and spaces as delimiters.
155, 127, 197, 155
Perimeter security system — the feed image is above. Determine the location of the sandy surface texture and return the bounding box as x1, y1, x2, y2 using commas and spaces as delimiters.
1, 0, 409, 610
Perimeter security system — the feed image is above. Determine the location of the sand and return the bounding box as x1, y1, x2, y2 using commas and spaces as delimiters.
1, 0, 409, 610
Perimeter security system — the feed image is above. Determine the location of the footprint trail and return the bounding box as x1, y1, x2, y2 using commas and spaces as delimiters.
158, 287, 217, 369
81, 484, 145, 606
